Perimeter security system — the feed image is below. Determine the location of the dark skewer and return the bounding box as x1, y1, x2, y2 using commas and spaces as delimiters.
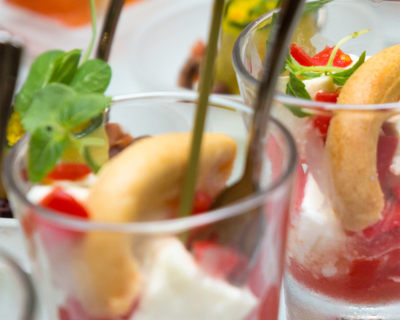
96, 0, 126, 62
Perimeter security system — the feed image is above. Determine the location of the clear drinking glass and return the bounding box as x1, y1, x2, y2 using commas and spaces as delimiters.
233, 1, 400, 319
0, 250, 36, 320
3, 92, 297, 320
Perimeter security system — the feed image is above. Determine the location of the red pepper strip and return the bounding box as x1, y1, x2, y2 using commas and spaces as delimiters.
315, 92, 340, 103
311, 45, 353, 68
290, 43, 314, 66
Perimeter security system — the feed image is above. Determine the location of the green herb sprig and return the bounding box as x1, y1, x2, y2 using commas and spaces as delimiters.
15, 0, 112, 182
284, 72, 313, 118
285, 29, 369, 81
286, 72, 311, 100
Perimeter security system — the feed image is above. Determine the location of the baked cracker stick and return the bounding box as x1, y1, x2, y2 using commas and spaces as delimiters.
326, 111, 389, 231
74, 133, 236, 317
327, 44, 400, 232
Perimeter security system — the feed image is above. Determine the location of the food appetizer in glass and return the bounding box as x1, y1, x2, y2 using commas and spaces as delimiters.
233, 0, 400, 319
3, 1, 296, 319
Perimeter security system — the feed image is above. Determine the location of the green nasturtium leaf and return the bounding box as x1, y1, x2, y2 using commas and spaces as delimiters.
58, 93, 111, 130
21, 83, 76, 132
70, 59, 112, 94
28, 127, 68, 182
15, 50, 64, 115
49, 49, 82, 85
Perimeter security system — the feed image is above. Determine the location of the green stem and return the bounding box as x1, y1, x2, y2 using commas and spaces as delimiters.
326, 29, 370, 67
295, 66, 344, 74
84, 0, 97, 62
178, 0, 225, 218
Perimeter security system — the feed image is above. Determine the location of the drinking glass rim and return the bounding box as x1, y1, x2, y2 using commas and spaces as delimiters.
232, 1, 400, 112
3, 91, 297, 234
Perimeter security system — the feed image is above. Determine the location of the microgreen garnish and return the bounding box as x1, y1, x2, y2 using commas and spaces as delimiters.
326, 29, 369, 67
15, 0, 112, 182
283, 29, 369, 109
331, 51, 366, 86
285, 54, 343, 77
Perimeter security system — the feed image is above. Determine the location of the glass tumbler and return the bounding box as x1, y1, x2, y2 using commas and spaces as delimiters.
0, 249, 36, 320
233, 1, 400, 319
3, 92, 297, 320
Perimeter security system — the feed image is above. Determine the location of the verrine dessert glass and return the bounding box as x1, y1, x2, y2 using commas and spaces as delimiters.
3, 92, 296, 320
0, 250, 36, 320
233, 0, 400, 319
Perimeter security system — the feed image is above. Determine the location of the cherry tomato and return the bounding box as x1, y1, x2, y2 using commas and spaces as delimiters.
290, 43, 314, 66
311, 45, 353, 68
314, 92, 340, 103
46, 163, 91, 181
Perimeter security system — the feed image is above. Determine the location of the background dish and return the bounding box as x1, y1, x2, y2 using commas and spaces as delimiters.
128, 0, 212, 91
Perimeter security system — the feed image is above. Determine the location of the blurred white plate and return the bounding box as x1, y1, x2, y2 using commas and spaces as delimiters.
128, 0, 212, 91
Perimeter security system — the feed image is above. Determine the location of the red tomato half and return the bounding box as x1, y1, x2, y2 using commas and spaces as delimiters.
311, 45, 353, 68
47, 163, 92, 181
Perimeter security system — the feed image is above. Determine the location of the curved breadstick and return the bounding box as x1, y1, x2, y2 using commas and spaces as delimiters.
74, 133, 237, 317
86, 133, 236, 223
338, 45, 400, 105
326, 111, 389, 231
327, 45, 400, 231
